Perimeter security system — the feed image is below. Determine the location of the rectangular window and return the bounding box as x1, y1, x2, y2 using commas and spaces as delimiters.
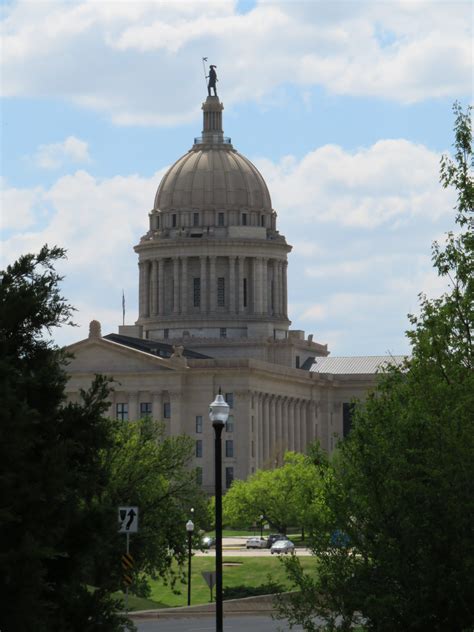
261, 215, 265, 227
193, 212, 199, 226
196, 466, 203, 485
220, 327, 227, 339
196, 439, 203, 458
251, 415, 254, 432
140, 402, 152, 417
217, 277, 225, 307
243, 278, 247, 307
164, 328, 169, 339
225, 393, 234, 409
225, 439, 234, 458
163, 402, 171, 419
116, 403, 128, 421
218, 212, 224, 226
225, 466, 234, 489
251, 440, 255, 457
156, 215, 160, 229
195, 415, 203, 433
226, 415, 234, 433
193, 278, 201, 307
296, 355, 300, 369
242, 213, 247, 226
343, 403, 355, 438
172, 214, 177, 227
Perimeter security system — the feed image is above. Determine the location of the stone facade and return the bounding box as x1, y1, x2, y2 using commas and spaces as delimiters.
65, 93, 400, 494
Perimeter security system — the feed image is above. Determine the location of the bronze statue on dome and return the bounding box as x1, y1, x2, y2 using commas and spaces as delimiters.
207, 65, 218, 97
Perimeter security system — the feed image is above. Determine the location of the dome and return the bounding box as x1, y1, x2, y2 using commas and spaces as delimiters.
154, 146, 272, 212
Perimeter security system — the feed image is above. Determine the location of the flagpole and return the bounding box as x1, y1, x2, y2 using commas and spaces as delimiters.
202, 57, 208, 90
122, 290, 125, 326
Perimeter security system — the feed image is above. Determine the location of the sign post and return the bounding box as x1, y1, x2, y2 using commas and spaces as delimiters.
118, 507, 139, 613
201, 570, 217, 603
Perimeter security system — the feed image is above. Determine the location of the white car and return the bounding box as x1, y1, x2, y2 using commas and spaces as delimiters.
246, 536, 267, 549
270, 539, 295, 554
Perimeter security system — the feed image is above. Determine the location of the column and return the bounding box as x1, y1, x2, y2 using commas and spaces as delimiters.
261, 258, 268, 315
252, 258, 258, 314
158, 259, 165, 315
263, 395, 270, 464
276, 261, 282, 316
200, 256, 207, 314
152, 391, 163, 422
276, 398, 282, 464
282, 397, 289, 451
282, 262, 288, 317
229, 256, 236, 313
173, 257, 179, 314
181, 256, 188, 314
300, 401, 307, 453
238, 256, 245, 312
151, 260, 158, 316
294, 400, 301, 452
288, 399, 295, 451
143, 261, 150, 317
257, 394, 264, 467
169, 391, 182, 435
138, 261, 145, 317
269, 396, 276, 461
209, 256, 217, 312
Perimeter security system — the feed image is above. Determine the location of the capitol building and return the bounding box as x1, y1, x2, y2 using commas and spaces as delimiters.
66, 94, 403, 493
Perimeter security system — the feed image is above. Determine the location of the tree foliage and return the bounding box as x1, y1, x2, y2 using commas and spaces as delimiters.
0, 246, 207, 631
223, 452, 325, 534
277, 103, 474, 631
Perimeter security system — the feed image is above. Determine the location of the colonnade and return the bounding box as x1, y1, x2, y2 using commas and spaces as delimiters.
138, 255, 288, 319
251, 393, 317, 469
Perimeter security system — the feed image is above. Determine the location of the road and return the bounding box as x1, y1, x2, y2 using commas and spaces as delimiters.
197, 537, 312, 557
133, 615, 303, 631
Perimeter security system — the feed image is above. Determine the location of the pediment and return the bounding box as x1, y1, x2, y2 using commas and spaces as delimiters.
66, 338, 176, 374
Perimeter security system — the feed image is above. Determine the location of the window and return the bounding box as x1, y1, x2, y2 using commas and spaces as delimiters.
195, 415, 203, 433
218, 212, 224, 226
251, 415, 254, 432
196, 467, 203, 485
261, 215, 265, 227
220, 327, 227, 339
226, 415, 234, 432
172, 214, 177, 227
193, 278, 201, 307
164, 328, 169, 339
163, 402, 171, 419
251, 440, 255, 457
196, 440, 203, 458
217, 277, 225, 306
116, 403, 128, 421
225, 467, 234, 489
156, 215, 160, 229
343, 403, 355, 438
193, 212, 199, 226
140, 402, 152, 417
225, 439, 234, 457
296, 355, 300, 369
243, 278, 247, 307
225, 393, 234, 409
242, 213, 247, 226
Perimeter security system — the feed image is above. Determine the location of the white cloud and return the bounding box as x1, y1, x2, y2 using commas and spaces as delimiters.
1, 179, 43, 230
257, 139, 455, 229
0, 1, 470, 126
32, 136, 91, 170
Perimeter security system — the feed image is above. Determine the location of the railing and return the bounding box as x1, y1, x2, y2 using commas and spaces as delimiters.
194, 135, 232, 145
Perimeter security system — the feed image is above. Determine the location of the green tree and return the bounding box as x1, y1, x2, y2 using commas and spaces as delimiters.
223, 452, 324, 534
0, 246, 131, 631
277, 103, 474, 631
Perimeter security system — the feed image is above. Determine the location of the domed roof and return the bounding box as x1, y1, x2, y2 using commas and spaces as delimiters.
154, 146, 272, 212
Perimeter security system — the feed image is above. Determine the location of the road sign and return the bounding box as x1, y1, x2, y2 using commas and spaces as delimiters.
122, 552, 134, 586
118, 506, 139, 533
201, 570, 217, 601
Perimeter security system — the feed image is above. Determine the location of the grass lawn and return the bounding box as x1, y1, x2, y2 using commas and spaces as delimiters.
117, 555, 317, 611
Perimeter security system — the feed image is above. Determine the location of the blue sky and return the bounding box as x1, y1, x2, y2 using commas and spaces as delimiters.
1, 0, 472, 355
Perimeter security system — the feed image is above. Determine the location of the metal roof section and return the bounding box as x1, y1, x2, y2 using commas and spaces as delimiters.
104, 334, 213, 360
310, 355, 408, 374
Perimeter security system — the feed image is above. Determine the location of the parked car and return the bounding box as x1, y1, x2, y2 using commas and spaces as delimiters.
201, 536, 216, 549
266, 534, 289, 548
270, 539, 295, 555
246, 536, 267, 549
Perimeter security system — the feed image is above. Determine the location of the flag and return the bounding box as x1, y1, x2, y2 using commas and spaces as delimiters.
122, 290, 125, 326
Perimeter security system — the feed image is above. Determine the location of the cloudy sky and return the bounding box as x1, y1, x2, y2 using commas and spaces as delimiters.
1, 0, 471, 355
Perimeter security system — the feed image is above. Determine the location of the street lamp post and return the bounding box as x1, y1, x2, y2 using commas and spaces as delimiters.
260, 514, 264, 540
186, 519, 194, 607
209, 390, 230, 632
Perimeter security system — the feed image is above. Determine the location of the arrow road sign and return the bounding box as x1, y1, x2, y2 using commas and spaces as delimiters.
118, 506, 139, 533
